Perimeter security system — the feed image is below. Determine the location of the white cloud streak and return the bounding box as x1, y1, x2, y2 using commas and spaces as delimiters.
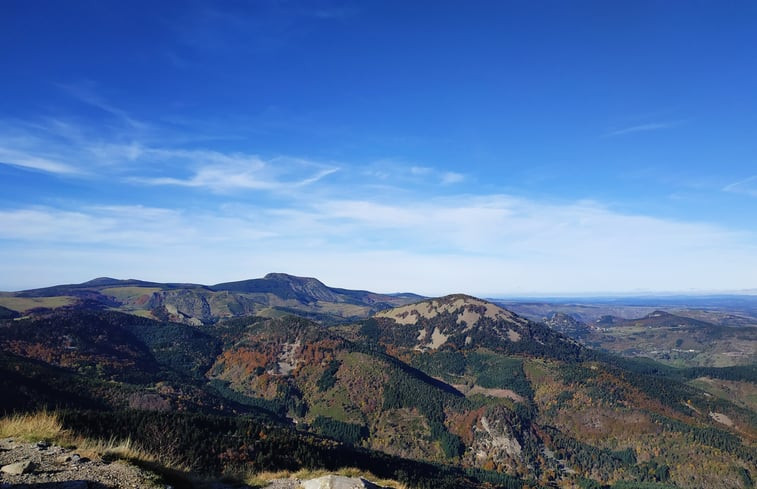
363, 160, 466, 186
0, 147, 80, 174
2, 195, 755, 295
606, 121, 682, 137
56, 81, 148, 130
723, 175, 757, 197
131, 149, 339, 192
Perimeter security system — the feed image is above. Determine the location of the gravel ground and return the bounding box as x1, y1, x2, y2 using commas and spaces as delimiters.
1, 439, 382, 489
261, 479, 301, 489
0, 438, 162, 489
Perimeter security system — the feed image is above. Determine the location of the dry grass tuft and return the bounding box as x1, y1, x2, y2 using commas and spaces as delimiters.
0, 411, 182, 467
0, 410, 65, 442
75, 436, 157, 464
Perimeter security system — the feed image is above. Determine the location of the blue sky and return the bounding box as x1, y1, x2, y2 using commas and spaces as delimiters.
1, 1, 756, 295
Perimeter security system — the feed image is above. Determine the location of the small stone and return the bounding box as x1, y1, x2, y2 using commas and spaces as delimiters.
56, 454, 73, 464
71, 453, 81, 463
1, 460, 35, 475
36, 441, 51, 450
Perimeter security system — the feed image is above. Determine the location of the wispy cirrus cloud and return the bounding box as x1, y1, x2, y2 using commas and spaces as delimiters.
0, 112, 339, 192
0, 90, 147, 175
0, 146, 80, 175
606, 120, 683, 137
365, 160, 466, 186
130, 150, 339, 192
723, 175, 757, 197
0, 86, 452, 194
55, 81, 148, 130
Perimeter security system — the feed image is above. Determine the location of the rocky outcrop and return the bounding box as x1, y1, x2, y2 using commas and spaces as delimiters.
147, 290, 213, 325
464, 405, 528, 473
543, 312, 591, 339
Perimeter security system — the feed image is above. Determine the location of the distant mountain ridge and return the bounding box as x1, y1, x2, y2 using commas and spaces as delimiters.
0, 273, 424, 325
212, 273, 420, 304
616, 309, 717, 329
15, 277, 210, 297
582, 310, 757, 367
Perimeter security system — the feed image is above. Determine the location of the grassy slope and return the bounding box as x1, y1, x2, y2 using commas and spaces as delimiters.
0, 296, 76, 312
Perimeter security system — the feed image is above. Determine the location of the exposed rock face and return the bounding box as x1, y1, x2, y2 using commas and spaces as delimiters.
465, 405, 527, 473
147, 289, 213, 324
476, 416, 522, 458
276, 339, 302, 375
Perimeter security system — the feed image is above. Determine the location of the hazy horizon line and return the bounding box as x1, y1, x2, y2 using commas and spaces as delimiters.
2, 273, 756, 300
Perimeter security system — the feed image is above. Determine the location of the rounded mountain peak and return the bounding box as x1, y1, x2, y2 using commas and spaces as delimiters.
374, 294, 518, 327
264, 272, 314, 282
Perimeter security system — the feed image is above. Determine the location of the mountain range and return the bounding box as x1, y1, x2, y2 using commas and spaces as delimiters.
1, 274, 755, 489
0, 273, 423, 325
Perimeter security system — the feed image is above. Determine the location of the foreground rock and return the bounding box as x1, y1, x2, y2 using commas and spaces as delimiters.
262, 475, 392, 489
299, 475, 388, 489
1, 460, 34, 475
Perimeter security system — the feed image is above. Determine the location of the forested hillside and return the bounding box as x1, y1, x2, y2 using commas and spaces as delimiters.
1, 289, 754, 489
